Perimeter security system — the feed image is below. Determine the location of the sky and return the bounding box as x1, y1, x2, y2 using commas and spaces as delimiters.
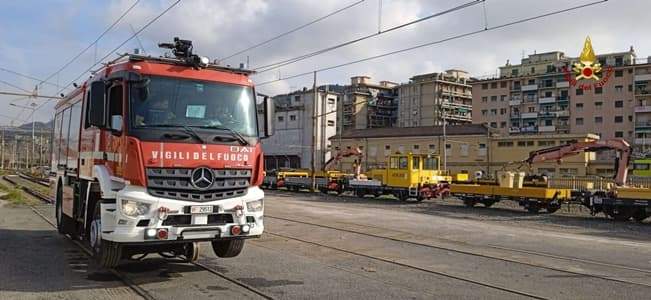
1, 0, 650, 126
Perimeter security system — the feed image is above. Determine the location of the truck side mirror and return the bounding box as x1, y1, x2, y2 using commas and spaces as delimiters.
88, 81, 107, 127
263, 96, 275, 138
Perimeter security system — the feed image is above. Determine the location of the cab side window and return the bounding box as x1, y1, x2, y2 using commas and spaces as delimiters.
108, 84, 123, 131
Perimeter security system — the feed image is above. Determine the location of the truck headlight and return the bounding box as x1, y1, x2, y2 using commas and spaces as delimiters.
121, 199, 151, 217
246, 199, 263, 212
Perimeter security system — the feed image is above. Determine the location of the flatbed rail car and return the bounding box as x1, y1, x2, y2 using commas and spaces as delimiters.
587, 187, 651, 221
449, 182, 572, 213
266, 153, 452, 202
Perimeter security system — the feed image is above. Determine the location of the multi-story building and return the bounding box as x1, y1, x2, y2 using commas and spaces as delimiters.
340, 76, 398, 130
397, 69, 472, 127
472, 47, 651, 155
260, 87, 340, 170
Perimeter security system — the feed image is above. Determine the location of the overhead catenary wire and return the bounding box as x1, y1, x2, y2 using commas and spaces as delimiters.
27, 0, 183, 121
37, 0, 141, 88
252, 0, 484, 74
217, 0, 366, 63
0, 79, 32, 94
0, 66, 61, 89
256, 0, 608, 86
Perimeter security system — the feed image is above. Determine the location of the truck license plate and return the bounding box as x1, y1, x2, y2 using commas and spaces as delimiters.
190, 205, 213, 214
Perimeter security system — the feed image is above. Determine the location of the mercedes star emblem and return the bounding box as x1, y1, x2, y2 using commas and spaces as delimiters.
191, 167, 214, 190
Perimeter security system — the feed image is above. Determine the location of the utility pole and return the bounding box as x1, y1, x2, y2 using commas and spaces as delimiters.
1, 127, 4, 169
311, 71, 318, 191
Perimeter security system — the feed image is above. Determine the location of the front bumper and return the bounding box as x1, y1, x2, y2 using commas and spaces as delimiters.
100, 185, 264, 243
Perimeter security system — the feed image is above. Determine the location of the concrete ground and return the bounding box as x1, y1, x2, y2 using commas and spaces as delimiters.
1, 190, 650, 299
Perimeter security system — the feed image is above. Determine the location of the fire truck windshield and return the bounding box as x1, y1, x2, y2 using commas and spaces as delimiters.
130, 76, 257, 137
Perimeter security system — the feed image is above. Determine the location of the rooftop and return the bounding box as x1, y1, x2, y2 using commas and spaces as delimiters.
331, 124, 489, 140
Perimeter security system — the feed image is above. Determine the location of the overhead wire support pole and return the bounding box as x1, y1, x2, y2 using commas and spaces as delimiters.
217, 0, 366, 63
0, 91, 62, 99
312, 71, 318, 192
255, 0, 607, 87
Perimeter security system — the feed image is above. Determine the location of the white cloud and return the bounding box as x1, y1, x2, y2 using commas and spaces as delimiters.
2, 0, 651, 125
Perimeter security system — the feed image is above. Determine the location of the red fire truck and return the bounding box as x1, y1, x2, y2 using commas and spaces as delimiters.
50, 38, 274, 267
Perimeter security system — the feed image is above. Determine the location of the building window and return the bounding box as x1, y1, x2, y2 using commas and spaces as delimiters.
327, 120, 335, 126
327, 98, 336, 105
491, 96, 497, 102
595, 87, 603, 94
289, 115, 296, 121
490, 109, 497, 115
595, 101, 603, 108
413, 145, 420, 150
460, 144, 469, 157
615, 131, 624, 137
500, 121, 506, 128
491, 82, 497, 89
498, 141, 513, 147
490, 122, 497, 128
576, 118, 584, 125
530, 67, 535, 74
428, 144, 435, 150
512, 69, 518, 76
629, 84, 633, 92
500, 108, 506, 115
615, 100, 623, 108
576, 88, 583, 95
629, 115, 633, 122
615, 85, 623, 92
500, 81, 507, 88
481, 96, 488, 103
517, 141, 527, 147
528, 107, 535, 113
385, 145, 390, 150
482, 83, 488, 89
615, 69, 623, 77
576, 103, 583, 111
538, 140, 556, 146
294, 95, 300, 102
595, 116, 603, 123
500, 95, 506, 101
615, 116, 623, 123
278, 116, 284, 122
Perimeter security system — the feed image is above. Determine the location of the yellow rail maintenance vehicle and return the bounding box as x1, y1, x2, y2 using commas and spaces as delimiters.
339, 153, 451, 201
449, 171, 572, 213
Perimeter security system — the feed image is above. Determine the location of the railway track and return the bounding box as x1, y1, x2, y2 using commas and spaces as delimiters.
266, 214, 651, 289
4, 178, 276, 300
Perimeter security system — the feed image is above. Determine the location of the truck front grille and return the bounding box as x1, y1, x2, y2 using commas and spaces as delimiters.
146, 168, 250, 202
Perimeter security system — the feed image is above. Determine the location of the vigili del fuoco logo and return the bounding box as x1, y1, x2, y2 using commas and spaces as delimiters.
561, 36, 613, 91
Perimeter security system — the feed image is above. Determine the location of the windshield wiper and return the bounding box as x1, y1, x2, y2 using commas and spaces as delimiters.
191, 125, 249, 146
145, 124, 205, 144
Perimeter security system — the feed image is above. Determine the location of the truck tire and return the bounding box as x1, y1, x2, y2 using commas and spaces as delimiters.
55, 184, 75, 235
183, 242, 200, 262
212, 239, 245, 258
89, 202, 122, 268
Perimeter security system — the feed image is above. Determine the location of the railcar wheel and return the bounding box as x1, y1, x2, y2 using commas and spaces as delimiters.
183, 242, 200, 263
526, 202, 541, 214
609, 206, 634, 221
546, 203, 561, 214
632, 209, 648, 222
482, 200, 495, 208
463, 199, 476, 207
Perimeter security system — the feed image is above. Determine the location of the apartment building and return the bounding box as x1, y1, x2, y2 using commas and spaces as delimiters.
472, 48, 651, 154
397, 69, 472, 127
330, 126, 601, 177
340, 76, 398, 130
260, 87, 340, 170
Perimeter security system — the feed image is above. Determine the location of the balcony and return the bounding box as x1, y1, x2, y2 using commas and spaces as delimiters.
634, 74, 651, 82
556, 81, 570, 88
635, 121, 651, 130
509, 127, 521, 133
521, 126, 538, 133
538, 96, 556, 104
538, 125, 556, 132
510, 113, 521, 119
557, 96, 569, 102
521, 84, 538, 91
509, 100, 522, 106
634, 138, 651, 145
635, 106, 651, 113
554, 110, 570, 117
521, 112, 538, 119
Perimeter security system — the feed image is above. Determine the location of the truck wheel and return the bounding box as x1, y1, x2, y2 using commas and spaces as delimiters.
90, 202, 122, 268
55, 184, 75, 235
212, 239, 245, 258
183, 242, 200, 262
